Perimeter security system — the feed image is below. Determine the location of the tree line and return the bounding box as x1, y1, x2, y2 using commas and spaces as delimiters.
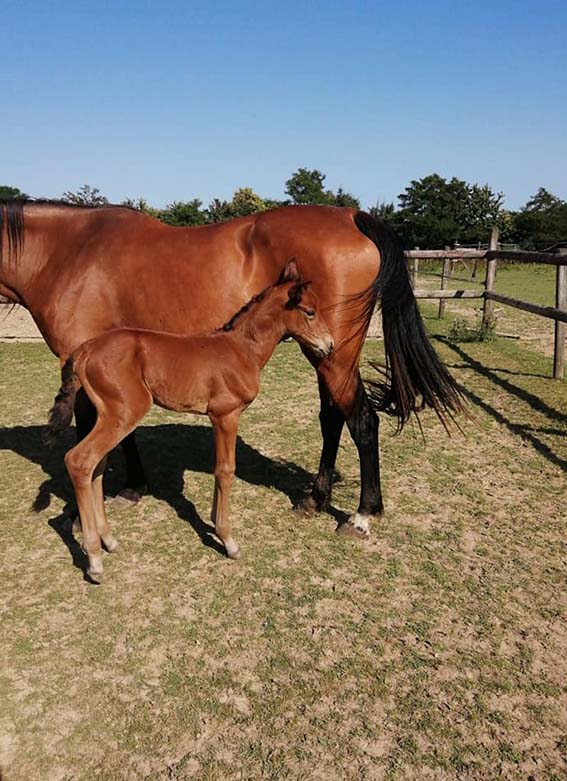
2, 169, 566, 250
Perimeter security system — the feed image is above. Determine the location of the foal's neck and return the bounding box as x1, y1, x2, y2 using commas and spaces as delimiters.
230, 293, 286, 369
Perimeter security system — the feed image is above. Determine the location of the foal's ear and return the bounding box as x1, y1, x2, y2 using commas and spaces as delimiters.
285, 281, 311, 309
277, 258, 301, 285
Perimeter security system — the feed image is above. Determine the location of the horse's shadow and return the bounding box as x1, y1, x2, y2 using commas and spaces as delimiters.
1, 422, 345, 574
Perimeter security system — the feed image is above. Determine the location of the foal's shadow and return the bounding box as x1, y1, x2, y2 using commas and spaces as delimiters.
1, 422, 338, 572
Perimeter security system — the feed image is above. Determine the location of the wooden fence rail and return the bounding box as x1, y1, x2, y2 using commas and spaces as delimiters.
408, 230, 567, 379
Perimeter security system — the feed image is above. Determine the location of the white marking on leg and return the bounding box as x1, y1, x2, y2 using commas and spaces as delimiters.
224, 537, 241, 560
349, 512, 370, 535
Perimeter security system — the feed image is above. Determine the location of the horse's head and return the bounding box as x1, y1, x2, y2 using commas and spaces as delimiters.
277, 259, 334, 359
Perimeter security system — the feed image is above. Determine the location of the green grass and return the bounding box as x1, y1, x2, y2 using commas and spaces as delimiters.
1, 270, 567, 779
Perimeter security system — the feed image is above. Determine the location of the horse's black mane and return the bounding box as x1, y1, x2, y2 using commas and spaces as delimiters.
218, 289, 269, 332
0, 198, 135, 264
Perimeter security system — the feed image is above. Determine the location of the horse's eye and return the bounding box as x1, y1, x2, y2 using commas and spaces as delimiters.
305, 309, 316, 319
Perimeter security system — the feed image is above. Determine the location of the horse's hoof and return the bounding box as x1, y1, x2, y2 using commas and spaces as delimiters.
112, 489, 142, 509
294, 495, 327, 517
336, 513, 371, 541
103, 536, 119, 553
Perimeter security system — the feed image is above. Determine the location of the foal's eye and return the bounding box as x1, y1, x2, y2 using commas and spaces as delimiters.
305, 309, 316, 319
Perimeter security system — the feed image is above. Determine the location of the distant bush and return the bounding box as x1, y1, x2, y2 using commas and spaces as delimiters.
448, 316, 496, 343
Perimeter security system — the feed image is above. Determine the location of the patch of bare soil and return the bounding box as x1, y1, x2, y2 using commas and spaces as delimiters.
0, 305, 42, 341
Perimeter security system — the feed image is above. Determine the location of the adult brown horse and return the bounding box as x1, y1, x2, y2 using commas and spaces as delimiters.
0, 199, 462, 537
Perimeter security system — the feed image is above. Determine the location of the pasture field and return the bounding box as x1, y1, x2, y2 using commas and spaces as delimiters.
1, 279, 566, 780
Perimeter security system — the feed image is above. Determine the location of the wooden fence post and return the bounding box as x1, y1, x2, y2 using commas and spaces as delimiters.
553, 250, 567, 379
411, 248, 419, 289
438, 248, 451, 319
482, 227, 499, 328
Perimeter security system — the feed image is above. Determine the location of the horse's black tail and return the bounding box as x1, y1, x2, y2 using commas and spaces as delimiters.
353, 210, 465, 432
45, 357, 77, 446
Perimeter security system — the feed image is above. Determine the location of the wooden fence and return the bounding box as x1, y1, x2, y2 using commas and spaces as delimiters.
408, 228, 567, 379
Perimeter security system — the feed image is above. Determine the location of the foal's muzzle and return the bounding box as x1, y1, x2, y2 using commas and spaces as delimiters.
312, 339, 334, 359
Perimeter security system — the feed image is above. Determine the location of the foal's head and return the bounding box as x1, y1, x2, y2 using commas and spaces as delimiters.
277, 259, 334, 359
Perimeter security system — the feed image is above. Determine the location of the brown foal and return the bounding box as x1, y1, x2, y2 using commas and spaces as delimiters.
47, 260, 333, 582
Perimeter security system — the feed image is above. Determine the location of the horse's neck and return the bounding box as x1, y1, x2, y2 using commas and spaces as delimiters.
0, 207, 63, 305
234, 297, 284, 369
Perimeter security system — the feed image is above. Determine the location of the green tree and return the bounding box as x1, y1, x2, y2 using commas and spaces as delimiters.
330, 187, 360, 208
206, 188, 267, 223
206, 198, 234, 223
512, 188, 567, 249
61, 184, 108, 206
0, 185, 28, 200
121, 197, 159, 217
460, 184, 505, 245
230, 187, 267, 216
285, 168, 334, 205
397, 174, 503, 248
368, 201, 397, 223
159, 199, 206, 227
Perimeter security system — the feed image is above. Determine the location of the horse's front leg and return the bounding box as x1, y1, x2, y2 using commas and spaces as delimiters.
210, 411, 241, 559
119, 431, 148, 503
296, 374, 345, 515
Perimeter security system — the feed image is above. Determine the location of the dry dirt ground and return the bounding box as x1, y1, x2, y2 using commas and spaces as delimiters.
0, 306, 43, 342
0, 290, 566, 780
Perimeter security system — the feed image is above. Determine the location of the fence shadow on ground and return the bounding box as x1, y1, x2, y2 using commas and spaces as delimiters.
437, 336, 567, 472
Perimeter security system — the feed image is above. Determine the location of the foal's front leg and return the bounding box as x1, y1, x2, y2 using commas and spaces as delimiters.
210, 411, 241, 559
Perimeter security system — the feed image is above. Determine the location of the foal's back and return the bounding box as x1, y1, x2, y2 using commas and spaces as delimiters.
75, 327, 257, 417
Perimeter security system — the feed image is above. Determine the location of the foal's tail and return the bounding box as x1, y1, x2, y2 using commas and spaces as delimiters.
45, 357, 77, 446
353, 211, 465, 432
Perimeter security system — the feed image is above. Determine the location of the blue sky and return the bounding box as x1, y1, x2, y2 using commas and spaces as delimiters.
2, 0, 566, 209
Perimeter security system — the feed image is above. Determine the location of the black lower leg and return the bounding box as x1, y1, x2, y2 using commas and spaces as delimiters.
74, 389, 97, 442
310, 378, 345, 509
121, 432, 148, 498
346, 379, 383, 516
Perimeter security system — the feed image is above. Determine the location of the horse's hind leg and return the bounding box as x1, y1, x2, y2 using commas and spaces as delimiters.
317, 359, 383, 538
341, 377, 383, 537
297, 375, 345, 515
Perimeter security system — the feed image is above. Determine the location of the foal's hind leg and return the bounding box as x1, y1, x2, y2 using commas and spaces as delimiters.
75, 390, 147, 511
66, 393, 152, 580
92, 455, 118, 552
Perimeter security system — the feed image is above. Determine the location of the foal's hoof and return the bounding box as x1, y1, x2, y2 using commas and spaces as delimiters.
336, 513, 371, 541
102, 536, 119, 553
294, 495, 327, 517
87, 569, 103, 584
225, 540, 241, 560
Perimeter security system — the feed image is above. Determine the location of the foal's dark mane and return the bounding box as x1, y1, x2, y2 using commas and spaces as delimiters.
0, 198, 135, 264
218, 289, 270, 332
